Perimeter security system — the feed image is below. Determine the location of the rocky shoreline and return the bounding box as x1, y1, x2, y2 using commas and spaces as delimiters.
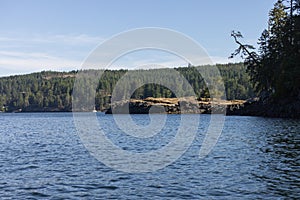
5, 97, 299, 119
105, 97, 300, 118
105, 97, 246, 115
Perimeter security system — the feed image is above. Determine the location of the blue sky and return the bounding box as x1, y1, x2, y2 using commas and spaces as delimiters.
0, 0, 275, 76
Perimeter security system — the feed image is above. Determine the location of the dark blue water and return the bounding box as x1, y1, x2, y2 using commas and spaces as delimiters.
0, 113, 299, 199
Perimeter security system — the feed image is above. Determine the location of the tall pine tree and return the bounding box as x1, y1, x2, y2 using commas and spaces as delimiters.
231, 0, 300, 102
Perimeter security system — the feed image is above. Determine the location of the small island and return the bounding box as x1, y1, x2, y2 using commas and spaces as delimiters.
105, 97, 245, 114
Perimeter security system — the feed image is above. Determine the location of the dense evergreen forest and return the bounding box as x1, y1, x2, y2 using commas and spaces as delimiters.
228, 0, 300, 118
231, 0, 300, 104
0, 63, 254, 112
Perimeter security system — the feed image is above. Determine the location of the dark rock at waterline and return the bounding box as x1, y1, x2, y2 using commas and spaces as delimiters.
105, 97, 244, 115
105, 97, 300, 118
227, 98, 300, 118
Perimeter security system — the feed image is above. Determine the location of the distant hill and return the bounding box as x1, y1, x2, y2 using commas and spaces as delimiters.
0, 63, 255, 112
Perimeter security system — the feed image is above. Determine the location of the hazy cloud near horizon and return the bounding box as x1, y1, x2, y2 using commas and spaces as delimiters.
0, 34, 241, 77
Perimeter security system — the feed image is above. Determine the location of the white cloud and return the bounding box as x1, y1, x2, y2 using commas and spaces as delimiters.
51, 34, 105, 45
0, 51, 57, 59
210, 56, 243, 64
81, 49, 220, 70
0, 50, 82, 76
0, 34, 104, 46
0, 33, 106, 76
0, 33, 241, 77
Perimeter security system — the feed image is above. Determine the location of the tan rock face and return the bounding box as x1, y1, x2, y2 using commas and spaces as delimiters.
106, 97, 245, 114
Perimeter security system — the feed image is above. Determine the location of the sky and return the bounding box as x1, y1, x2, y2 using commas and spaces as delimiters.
0, 0, 275, 77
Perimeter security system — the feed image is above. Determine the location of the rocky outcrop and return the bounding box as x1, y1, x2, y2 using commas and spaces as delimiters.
105, 97, 246, 114
106, 96, 300, 118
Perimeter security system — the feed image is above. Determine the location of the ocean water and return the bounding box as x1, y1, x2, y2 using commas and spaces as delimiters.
0, 113, 299, 199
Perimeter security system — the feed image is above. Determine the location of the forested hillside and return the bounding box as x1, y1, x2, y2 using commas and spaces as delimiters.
0, 63, 255, 112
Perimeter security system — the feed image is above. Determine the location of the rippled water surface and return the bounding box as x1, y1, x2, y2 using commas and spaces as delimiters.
0, 113, 299, 199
